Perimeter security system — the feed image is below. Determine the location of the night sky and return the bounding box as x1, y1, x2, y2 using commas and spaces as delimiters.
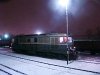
0, 0, 100, 37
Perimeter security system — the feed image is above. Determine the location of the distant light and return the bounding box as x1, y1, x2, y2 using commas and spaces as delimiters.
0, 38, 1, 40
37, 31, 41, 35
4, 34, 9, 39
35, 30, 44, 35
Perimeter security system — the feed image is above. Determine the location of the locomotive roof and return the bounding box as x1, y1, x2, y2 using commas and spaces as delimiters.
15, 33, 68, 37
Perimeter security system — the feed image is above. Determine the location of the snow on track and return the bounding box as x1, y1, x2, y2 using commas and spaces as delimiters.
0, 48, 100, 75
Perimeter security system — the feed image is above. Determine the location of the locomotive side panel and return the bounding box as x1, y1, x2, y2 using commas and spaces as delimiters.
36, 36, 51, 52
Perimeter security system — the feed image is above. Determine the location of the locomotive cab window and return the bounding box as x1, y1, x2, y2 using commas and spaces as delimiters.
34, 37, 37, 42
59, 37, 68, 43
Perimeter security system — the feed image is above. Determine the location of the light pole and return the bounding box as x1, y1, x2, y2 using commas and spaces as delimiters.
66, 2, 69, 65
57, 0, 70, 64
57, 0, 70, 36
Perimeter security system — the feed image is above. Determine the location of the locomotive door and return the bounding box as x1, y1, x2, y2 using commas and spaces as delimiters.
26, 37, 37, 54
50, 37, 56, 51
50, 37, 55, 45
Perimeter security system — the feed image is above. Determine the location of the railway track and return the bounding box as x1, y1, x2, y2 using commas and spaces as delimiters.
0, 63, 28, 75
0, 68, 12, 75
77, 53, 100, 64
0, 52, 100, 75
76, 60, 100, 64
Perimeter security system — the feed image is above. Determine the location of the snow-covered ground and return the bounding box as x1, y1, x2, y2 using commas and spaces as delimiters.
0, 48, 100, 75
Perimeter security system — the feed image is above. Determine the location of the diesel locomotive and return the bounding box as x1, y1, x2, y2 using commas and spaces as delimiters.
12, 33, 77, 60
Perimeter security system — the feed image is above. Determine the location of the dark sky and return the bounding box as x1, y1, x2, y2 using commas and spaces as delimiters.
0, 0, 100, 37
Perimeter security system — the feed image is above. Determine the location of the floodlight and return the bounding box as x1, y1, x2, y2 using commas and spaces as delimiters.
4, 34, 9, 39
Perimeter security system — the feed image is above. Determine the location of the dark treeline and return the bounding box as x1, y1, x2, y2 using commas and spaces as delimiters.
86, 26, 100, 40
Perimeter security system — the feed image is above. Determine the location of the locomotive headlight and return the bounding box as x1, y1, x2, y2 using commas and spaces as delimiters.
74, 46, 76, 49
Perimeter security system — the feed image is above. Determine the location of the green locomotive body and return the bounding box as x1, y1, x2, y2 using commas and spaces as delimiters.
12, 33, 77, 60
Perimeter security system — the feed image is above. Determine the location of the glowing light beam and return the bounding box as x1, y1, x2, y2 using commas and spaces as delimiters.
57, 0, 70, 10
49, 0, 71, 13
